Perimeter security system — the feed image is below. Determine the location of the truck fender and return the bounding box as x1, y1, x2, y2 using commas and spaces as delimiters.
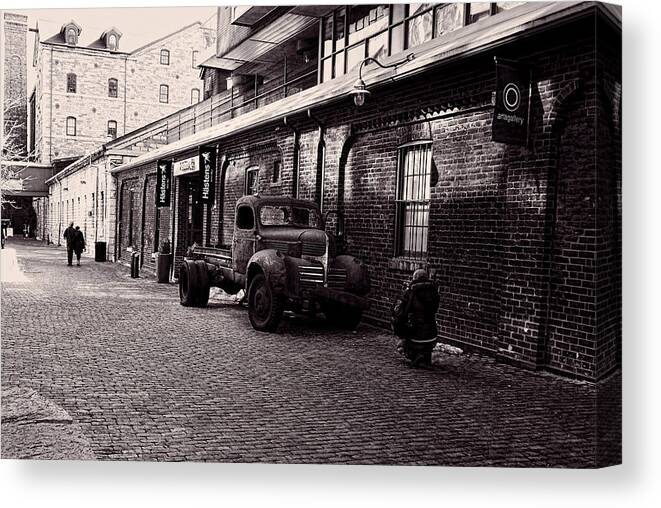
246, 249, 288, 295
332, 255, 371, 295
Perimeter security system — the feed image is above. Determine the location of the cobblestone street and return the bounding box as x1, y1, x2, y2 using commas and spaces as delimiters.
1, 238, 620, 466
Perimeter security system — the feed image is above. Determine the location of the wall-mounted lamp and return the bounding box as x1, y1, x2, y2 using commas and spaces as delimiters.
349, 53, 415, 107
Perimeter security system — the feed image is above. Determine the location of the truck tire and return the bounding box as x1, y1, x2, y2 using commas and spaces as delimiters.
179, 260, 199, 307
248, 273, 284, 332
194, 260, 210, 307
323, 303, 362, 330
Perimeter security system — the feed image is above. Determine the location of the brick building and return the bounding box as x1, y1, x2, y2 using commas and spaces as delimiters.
111, 2, 621, 382
29, 19, 212, 165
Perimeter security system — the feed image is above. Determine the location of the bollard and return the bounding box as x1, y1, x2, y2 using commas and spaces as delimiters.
130, 251, 140, 278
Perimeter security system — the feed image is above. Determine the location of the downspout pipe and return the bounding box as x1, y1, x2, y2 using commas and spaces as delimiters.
307, 109, 326, 211
282, 116, 300, 199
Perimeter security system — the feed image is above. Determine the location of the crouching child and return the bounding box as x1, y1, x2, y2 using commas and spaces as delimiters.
391, 269, 440, 368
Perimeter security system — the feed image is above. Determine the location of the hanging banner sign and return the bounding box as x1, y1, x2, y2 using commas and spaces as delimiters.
492, 58, 531, 146
199, 146, 216, 204
155, 159, 172, 208
173, 155, 198, 177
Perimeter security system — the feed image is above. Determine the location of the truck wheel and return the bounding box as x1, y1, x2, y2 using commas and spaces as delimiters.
194, 260, 210, 307
324, 303, 362, 330
179, 260, 199, 307
248, 273, 284, 332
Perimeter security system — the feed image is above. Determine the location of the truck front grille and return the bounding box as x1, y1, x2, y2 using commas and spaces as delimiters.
299, 265, 324, 287
298, 266, 347, 289
327, 268, 347, 289
301, 241, 325, 257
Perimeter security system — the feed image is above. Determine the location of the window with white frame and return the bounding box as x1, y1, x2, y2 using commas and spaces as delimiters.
191, 88, 200, 104
65, 116, 76, 136
160, 49, 170, 65
159, 84, 169, 103
192, 50, 198, 68
395, 142, 432, 259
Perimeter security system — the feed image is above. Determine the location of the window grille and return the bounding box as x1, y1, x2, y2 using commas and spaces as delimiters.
395, 142, 432, 259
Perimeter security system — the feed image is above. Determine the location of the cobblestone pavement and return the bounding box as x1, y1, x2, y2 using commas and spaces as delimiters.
1, 238, 621, 466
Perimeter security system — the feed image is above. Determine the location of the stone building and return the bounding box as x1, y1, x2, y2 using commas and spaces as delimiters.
111, 2, 621, 383
2, 11, 28, 157
29, 19, 212, 165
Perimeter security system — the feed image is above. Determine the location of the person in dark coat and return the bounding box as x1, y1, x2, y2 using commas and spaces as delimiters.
63, 222, 76, 266
72, 226, 86, 266
391, 268, 440, 368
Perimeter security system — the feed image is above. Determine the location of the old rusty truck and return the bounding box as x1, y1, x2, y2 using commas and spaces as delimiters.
178, 195, 371, 332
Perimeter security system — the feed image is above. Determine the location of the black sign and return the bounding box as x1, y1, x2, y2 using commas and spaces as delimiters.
492, 58, 531, 146
199, 146, 216, 204
155, 159, 172, 208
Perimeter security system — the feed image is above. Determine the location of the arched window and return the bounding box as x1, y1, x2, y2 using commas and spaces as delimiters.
108, 78, 118, 98
108, 34, 117, 51
159, 84, 169, 103
107, 120, 117, 139
66, 117, 76, 136
191, 88, 200, 104
66, 27, 77, 45
66, 73, 77, 93
160, 49, 170, 65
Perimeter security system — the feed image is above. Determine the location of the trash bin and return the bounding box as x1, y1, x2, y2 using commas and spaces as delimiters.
94, 241, 107, 262
156, 253, 172, 283
130, 251, 140, 278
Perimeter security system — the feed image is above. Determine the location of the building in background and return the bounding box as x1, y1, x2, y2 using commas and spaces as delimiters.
29, 19, 213, 166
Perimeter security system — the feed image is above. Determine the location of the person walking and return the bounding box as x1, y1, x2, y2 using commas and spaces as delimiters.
391, 269, 440, 368
72, 226, 86, 266
63, 222, 76, 266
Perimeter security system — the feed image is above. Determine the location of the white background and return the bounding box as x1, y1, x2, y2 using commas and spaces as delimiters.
1, 0, 658, 506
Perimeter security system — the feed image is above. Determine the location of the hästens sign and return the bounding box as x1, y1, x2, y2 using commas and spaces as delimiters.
492, 58, 531, 146
155, 160, 172, 207
199, 146, 216, 204
173, 156, 198, 177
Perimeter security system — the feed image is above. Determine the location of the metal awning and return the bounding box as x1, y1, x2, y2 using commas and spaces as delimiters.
230, 6, 276, 27
221, 12, 319, 66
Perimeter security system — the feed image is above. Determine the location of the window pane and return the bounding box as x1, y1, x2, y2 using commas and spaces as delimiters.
436, 3, 464, 36
390, 23, 405, 56
392, 3, 406, 22
497, 2, 526, 12
368, 30, 388, 61
346, 42, 365, 73
407, 10, 433, 49
322, 15, 333, 57
334, 52, 345, 78
334, 7, 346, 51
469, 2, 492, 23
321, 57, 333, 82
409, 3, 433, 16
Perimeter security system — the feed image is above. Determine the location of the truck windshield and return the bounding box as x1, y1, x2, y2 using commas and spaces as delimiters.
259, 205, 322, 228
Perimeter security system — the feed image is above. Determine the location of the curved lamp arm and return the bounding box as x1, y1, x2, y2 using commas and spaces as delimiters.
358, 53, 416, 81
350, 53, 415, 106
